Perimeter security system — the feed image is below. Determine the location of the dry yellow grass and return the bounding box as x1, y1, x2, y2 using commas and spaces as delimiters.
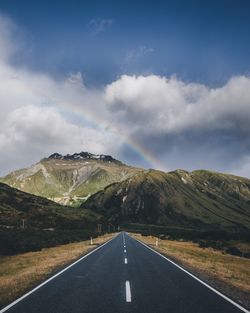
131, 233, 250, 307
0, 233, 116, 307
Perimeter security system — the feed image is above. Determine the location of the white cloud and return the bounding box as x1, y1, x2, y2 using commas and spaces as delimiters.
0, 14, 250, 178
105, 74, 250, 134
105, 74, 250, 177
0, 102, 118, 175
3, 105, 113, 152
0, 14, 19, 61
87, 19, 114, 35
0, 15, 118, 175
66, 72, 84, 86
124, 46, 154, 65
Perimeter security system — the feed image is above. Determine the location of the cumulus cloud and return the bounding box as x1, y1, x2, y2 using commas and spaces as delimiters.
0, 14, 250, 178
105, 74, 250, 176
105, 74, 250, 134
0, 15, 118, 175
4, 105, 110, 151
0, 81, 118, 174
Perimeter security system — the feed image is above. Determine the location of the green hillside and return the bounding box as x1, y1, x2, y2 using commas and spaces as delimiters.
0, 152, 141, 206
83, 169, 250, 235
0, 182, 102, 254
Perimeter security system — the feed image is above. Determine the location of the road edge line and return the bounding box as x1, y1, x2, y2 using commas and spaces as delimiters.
0, 234, 118, 313
132, 236, 250, 313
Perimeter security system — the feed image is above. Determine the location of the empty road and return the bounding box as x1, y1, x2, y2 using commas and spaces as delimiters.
1, 232, 248, 313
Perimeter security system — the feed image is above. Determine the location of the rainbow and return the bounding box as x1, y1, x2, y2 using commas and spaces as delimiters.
58, 101, 165, 170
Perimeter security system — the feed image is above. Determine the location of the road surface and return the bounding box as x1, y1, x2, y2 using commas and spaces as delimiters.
1, 232, 248, 313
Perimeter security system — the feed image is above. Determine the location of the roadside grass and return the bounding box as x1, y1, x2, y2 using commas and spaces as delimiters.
0, 233, 116, 308
234, 242, 250, 255
131, 233, 250, 308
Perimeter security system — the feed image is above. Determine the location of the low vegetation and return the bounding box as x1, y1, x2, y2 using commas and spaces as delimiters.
122, 223, 250, 242
132, 233, 250, 309
0, 233, 116, 308
84, 169, 250, 234
0, 228, 103, 255
0, 182, 105, 255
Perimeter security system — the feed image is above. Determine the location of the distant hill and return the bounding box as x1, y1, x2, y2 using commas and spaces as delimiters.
0, 182, 100, 229
0, 152, 141, 206
0, 182, 102, 254
83, 169, 250, 234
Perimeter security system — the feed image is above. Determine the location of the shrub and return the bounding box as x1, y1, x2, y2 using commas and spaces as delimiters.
226, 246, 242, 257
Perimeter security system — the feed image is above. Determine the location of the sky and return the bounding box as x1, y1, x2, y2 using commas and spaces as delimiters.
0, 0, 250, 177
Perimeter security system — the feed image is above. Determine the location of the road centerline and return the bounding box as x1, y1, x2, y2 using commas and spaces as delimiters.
125, 281, 132, 302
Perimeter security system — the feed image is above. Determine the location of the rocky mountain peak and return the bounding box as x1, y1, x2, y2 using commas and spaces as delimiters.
48, 152, 120, 163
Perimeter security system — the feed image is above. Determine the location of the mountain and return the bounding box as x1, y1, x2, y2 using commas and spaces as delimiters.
2, 151, 250, 235
0, 182, 102, 254
0, 152, 141, 206
83, 169, 250, 234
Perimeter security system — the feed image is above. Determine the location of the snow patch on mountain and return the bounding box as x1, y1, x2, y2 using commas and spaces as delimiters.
48, 151, 119, 163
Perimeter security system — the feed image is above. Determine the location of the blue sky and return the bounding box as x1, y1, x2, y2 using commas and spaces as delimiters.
1, 0, 250, 86
0, 0, 250, 177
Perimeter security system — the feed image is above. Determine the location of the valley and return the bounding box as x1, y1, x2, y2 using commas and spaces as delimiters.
0, 152, 250, 311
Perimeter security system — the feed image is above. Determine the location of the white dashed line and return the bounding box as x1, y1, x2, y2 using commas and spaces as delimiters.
125, 281, 131, 302
124, 258, 128, 264
124, 249, 127, 253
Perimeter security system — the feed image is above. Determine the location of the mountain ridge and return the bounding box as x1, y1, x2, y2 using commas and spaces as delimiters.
83, 168, 250, 233
1, 152, 250, 236
46, 152, 122, 164
0, 152, 141, 206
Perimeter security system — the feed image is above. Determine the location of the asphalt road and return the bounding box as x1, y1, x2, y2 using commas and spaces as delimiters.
1, 232, 248, 313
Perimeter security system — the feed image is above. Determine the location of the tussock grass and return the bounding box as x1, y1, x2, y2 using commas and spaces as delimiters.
132, 233, 250, 308
0, 233, 115, 307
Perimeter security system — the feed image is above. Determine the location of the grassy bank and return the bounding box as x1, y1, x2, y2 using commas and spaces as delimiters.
131, 233, 250, 309
0, 228, 103, 255
0, 233, 116, 308
122, 223, 250, 242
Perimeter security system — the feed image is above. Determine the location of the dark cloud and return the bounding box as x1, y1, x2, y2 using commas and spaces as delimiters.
127, 129, 250, 176
1, 15, 250, 178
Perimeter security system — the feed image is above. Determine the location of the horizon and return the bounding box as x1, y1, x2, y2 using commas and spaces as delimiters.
0, 0, 250, 178
2, 149, 250, 180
